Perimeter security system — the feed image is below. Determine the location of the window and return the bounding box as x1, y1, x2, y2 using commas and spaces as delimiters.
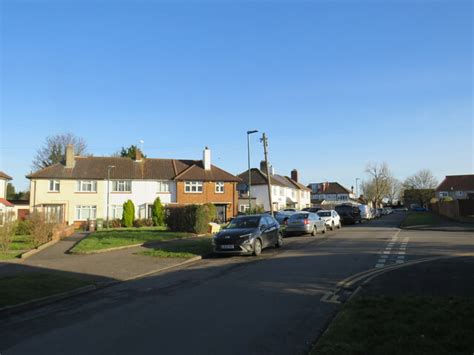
185, 181, 203, 193
77, 180, 97, 192
75, 205, 97, 220
157, 181, 170, 193
215, 182, 225, 193
292, 190, 296, 198
456, 191, 464, 197
337, 195, 348, 201
279, 187, 284, 196
439, 192, 448, 198
111, 205, 123, 219
272, 186, 277, 196
239, 204, 250, 213
48, 180, 60, 192
112, 180, 131, 192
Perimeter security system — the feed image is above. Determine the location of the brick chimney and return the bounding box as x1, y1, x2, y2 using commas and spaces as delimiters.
65, 144, 75, 169
291, 169, 298, 182
260, 161, 274, 175
203, 147, 211, 170
135, 148, 142, 162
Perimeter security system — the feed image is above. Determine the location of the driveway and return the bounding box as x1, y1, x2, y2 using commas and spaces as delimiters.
1, 212, 472, 355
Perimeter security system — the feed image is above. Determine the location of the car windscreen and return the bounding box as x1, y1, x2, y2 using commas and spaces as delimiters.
289, 213, 309, 220
226, 216, 260, 229
317, 211, 331, 217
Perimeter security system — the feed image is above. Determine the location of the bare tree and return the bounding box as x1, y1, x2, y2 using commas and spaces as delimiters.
32, 133, 88, 170
387, 177, 402, 205
361, 162, 392, 207
403, 169, 438, 190
0, 212, 16, 254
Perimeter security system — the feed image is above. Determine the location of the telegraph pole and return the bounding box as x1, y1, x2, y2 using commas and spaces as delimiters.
260, 133, 274, 216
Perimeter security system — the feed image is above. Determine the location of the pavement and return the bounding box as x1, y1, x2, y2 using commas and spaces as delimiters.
0, 212, 472, 355
0, 232, 201, 282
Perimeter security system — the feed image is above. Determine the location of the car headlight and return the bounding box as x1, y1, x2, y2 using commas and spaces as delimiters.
240, 234, 253, 243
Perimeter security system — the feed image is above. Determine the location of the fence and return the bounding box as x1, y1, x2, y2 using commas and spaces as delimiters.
431, 199, 474, 220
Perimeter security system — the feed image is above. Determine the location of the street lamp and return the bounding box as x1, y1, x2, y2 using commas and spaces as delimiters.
106, 165, 116, 228
247, 130, 259, 214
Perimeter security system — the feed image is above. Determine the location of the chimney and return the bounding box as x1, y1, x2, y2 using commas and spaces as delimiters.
260, 160, 267, 172
291, 169, 298, 182
203, 147, 211, 170
135, 148, 142, 162
65, 144, 75, 169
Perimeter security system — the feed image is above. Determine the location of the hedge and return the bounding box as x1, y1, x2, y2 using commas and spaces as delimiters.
166, 204, 216, 234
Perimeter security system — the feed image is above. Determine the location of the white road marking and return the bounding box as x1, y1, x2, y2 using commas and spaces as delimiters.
397, 255, 405, 259
396, 260, 404, 264
397, 251, 406, 255
375, 263, 385, 268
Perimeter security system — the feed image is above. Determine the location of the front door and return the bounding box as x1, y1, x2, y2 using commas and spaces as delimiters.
215, 205, 227, 223
44, 204, 64, 223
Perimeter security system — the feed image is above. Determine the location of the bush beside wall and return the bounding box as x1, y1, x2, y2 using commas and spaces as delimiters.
166, 204, 215, 234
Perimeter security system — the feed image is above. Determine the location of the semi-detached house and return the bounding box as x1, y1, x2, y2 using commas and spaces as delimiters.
27, 146, 240, 226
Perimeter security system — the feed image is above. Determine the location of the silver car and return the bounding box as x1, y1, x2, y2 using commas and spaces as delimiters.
284, 212, 326, 236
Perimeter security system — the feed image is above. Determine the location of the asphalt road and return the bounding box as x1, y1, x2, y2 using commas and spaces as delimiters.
1, 212, 472, 355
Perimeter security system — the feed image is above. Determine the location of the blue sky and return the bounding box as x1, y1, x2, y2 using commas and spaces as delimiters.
1, 0, 472, 191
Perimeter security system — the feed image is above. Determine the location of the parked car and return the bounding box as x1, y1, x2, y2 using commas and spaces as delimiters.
377, 208, 385, 216
302, 207, 322, 213
317, 210, 342, 230
213, 215, 282, 256
335, 205, 362, 225
274, 211, 296, 227
284, 212, 326, 236
372, 208, 380, 218
283, 208, 297, 212
359, 204, 373, 220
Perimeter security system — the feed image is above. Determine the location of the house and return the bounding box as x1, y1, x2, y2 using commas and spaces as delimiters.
308, 182, 357, 207
238, 162, 311, 211
27, 145, 240, 226
436, 174, 474, 200
0, 171, 14, 225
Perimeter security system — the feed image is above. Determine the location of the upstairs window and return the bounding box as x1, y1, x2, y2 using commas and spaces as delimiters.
215, 182, 225, 193
439, 191, 448, 198
185, 181, 203, 193
76, 180, 97, 192
112, 180, 131, 192
157, 181, 170, 193
49, 180, 60, 192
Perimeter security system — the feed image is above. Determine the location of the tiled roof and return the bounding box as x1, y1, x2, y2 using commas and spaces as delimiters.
0, 198, 14, 207
0, 171, 12, 180
174, 162, 241, 182
436, 175, 474, 192
310, 182, 352, 195
26, 156, 240, 182
238, 169, 309, 190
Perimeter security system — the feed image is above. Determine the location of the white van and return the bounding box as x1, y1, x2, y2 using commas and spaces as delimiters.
359, 205, 373, 220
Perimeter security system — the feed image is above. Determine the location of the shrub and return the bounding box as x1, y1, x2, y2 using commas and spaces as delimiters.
152, 197, 165, 226
15, 219, 32, 235
122, 200, 135, 228
249, 205, 265, 214
29, 212, 54, 247
203, 203, 217, 222
166, 204, 213, 234
133, 218, 154, 228
110, 219, 122, 228
441, 196, 454, 202
0, 212, 16, 253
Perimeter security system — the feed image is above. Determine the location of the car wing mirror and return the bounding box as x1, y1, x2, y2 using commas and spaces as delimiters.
260, 224, 267, 231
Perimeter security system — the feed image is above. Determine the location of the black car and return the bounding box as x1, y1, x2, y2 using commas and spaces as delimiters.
335, 205, 362, 225
302, 207, 322, 213
213, 215, 283, 256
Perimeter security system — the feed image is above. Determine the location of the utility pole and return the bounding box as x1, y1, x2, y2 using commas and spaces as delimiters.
247, 130, 258, 214
106, 165, 115, 228
260, 133, 274, 216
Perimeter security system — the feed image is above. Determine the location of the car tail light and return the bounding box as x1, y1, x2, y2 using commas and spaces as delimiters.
304, 219, 310, 225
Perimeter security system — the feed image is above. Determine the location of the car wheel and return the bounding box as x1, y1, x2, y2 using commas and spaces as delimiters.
337, 222, 342, 229
331, 222, 335, 231
253, 238, 262, 256
321, 226, 326, 234
275, 233, 283, 248
311, 225, 317, 236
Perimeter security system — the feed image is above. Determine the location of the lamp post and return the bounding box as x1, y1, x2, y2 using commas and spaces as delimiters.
246, 130, 258, 214
106, 165, 115, 228
355, 178, 360, 199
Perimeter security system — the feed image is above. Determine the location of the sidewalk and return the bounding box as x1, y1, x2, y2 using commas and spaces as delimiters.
0, 233, 203, 282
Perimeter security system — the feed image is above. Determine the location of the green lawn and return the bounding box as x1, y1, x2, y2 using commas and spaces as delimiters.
0, 273, 92, 308
400, 212, 441, 227
139, 238, 213, 259
71, 229, 193, 253
0, 235, 34, 260
312, 296, 474, 355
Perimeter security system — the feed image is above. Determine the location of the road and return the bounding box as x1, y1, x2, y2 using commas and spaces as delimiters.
1, 212, 473, 355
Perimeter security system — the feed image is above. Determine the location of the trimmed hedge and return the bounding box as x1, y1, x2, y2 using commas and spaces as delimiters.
166, 204, 216, 234
122, 200, 135, 228
152, 197, 165, 226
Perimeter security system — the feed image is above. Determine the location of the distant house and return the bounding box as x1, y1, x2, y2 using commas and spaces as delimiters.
436, 175, 474, 200
238, 163, 311, 212
308, 182, 357, 207
27, 145, 241, 226
0, 171, 14, 225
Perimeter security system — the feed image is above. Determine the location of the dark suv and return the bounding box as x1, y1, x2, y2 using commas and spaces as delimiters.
213, 215, 283, 256
335, 205, 362, 225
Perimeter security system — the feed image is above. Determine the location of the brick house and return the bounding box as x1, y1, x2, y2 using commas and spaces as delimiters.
436, 174, 474, 200
27, 146, 240, 226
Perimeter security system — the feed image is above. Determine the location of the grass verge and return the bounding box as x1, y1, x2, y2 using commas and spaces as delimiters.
0, 235, 34, 260
400, 212, 442, 228
139, 238, 213, 259
312, 296, 474, 355
71, 229, 193, 253
0, 273, 92, 308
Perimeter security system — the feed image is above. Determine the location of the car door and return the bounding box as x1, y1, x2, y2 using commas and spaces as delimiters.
259, 216, 271, 248
268, 216, 279, 243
